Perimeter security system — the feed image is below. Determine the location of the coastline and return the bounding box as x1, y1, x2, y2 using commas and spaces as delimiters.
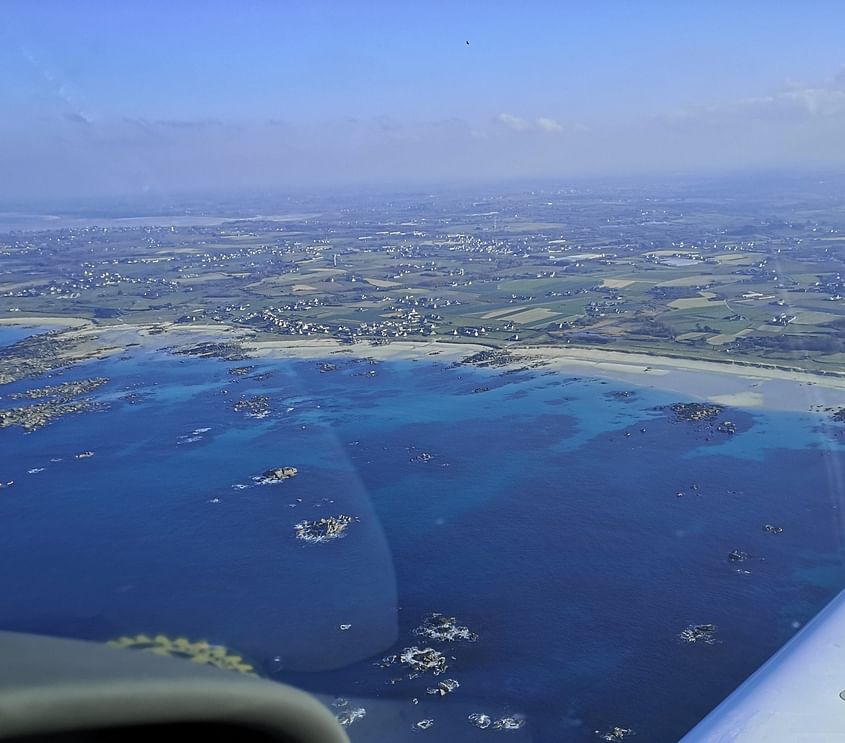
0, 316, 92, 329
244, 337, 845, 414
1, 317, 844, 414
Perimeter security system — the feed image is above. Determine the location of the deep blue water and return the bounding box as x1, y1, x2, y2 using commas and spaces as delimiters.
3, 328, 845, 742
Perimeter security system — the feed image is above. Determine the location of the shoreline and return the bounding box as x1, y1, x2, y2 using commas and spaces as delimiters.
0, 316, 93, 329
244, 337, 845, 414
1, 318, 844, 414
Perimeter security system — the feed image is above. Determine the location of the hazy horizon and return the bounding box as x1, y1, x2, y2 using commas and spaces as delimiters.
4, 1, 845, 201
5, 166, 845, 223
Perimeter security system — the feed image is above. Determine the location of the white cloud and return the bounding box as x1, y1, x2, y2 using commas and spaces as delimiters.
536, 116, 563, 133
777, 85, 845, 117
665, 68, 845, 125
9, 67, 845, 202
495, 112, 532, 131
496, 113, 572, 134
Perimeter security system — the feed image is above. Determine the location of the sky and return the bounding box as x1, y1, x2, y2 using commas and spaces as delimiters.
3, 0, 845, 202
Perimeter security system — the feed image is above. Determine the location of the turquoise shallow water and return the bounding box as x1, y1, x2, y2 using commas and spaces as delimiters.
2, 328, 845, 741
0, 325, 50, 346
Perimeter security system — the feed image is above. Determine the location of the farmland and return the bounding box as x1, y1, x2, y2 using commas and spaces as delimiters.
2, 175, 845, 373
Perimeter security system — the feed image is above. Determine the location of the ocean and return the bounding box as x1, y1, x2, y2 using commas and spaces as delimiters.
2, 327, 845, 742
0, 325, 51, 347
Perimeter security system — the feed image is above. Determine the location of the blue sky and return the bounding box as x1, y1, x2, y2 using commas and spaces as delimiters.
3, 1, 845, 200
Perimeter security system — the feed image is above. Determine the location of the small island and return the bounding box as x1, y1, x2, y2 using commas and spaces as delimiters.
669, 402, 723, 423
232, 395, 271, 418
398, 645, 448, 676
0, 376, 109, 431
414, 613, 478, 642
294, 514, 355, 543
254, 466, 298, 484
679, 623, 718, 644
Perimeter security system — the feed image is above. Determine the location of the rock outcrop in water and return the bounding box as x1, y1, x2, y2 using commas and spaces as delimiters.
426, 678, 459, 697
596, 726, 635, 741
716, 420, 737, 434
333, 699, 366, 728
294, 515, 355, 543
467, 714, 525, 731
468, 714, 492, 729
493, 717, 526, 730
8, 377, 109, 400
0, 398, 107, 431
0, 331, 99, 385
455, 349, 520, 368
399, 646, 448, 676
378, 646, 449, 677
679, 623, 717, 644
414, 613, 478, 643
0, 374, 110, 431
228, 365, 255, 377
258, 466, 298, 483
667, 402, 739, 436
668, 402, 722, 422
232, 395, 270, 418
173, 341, 249, 361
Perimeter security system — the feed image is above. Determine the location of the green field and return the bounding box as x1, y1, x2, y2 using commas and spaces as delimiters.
2, 181, 845, 373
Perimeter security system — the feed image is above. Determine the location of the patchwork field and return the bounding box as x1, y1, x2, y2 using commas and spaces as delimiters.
2, 177, 845, 373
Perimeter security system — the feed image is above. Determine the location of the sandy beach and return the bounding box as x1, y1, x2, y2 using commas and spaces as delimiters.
0, 316, 92, 329
241, 337, 845, 414
2, 317, 844, 414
